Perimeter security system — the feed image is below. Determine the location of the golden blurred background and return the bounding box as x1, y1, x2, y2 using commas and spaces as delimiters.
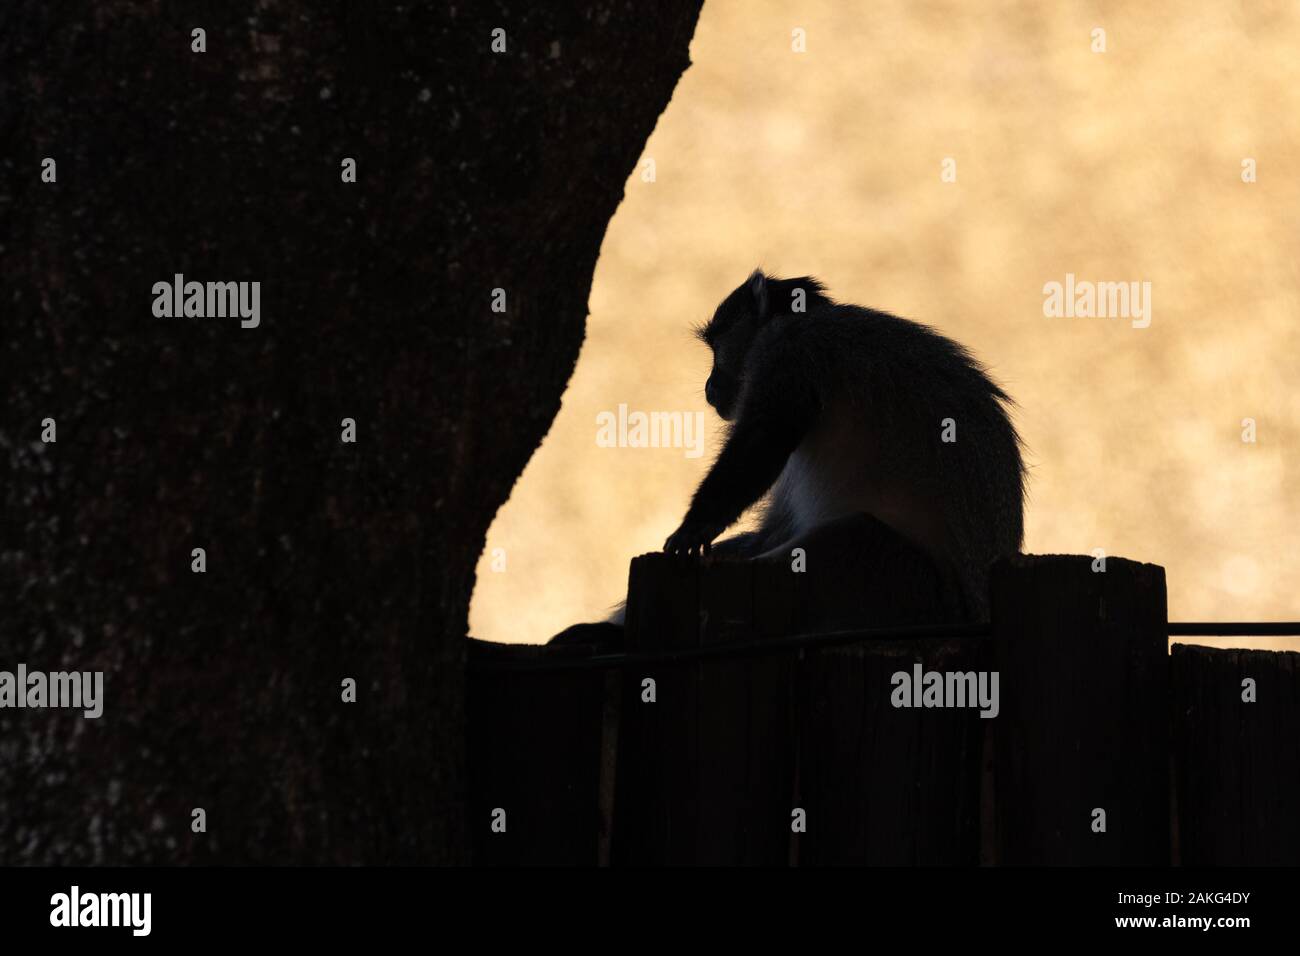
471, 0, 1300, 649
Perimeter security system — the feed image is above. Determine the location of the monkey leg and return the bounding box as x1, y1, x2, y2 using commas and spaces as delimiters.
703, 530, 768, 558
756, 512, 970, 626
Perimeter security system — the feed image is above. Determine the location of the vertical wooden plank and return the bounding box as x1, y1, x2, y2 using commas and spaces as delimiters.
694, 559, 755, 863
1171, 644, 1300, 864
797, 643, 870, 862
797, 640, 983, 864
611, 553, 700, 864
980, 721, 998, 865
466, 640, 605, 865
596, 669, 621, 867
907, 642, 986, 864
991, 554, 1169, 865
750, 557, 799, 865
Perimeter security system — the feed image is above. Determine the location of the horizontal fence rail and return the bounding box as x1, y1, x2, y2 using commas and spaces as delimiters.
1167, 622, 1300, 636
470, 622, 1300, 673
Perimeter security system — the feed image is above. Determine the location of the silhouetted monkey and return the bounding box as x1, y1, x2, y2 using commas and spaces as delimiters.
550, 270, 1025, 646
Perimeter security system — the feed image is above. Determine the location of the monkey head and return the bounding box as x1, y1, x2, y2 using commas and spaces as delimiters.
695, 269, 827, 421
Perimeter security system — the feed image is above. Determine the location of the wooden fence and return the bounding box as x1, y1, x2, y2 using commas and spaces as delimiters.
468, 537, 1300, 865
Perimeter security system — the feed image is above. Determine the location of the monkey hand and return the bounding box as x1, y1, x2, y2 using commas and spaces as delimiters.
663, 512, 727, 557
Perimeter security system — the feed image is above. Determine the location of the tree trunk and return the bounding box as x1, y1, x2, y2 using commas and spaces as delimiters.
0, 1, 701, 864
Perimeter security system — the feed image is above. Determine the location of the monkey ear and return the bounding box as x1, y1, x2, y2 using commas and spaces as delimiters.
747, 269, 770, 320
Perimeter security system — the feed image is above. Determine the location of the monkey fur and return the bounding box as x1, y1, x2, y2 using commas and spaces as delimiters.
550, 269, 1025, 645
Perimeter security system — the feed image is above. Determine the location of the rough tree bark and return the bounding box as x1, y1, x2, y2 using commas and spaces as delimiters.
0, 2, 701, 864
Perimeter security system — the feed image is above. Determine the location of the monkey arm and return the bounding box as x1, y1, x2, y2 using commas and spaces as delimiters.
664, 362, 817, 556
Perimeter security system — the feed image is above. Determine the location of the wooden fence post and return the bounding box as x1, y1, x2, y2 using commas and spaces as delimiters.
612, 553, 701, 864
991, 554, 1169, 864
615, 517, 982, 865
1171, 644, 1300, 864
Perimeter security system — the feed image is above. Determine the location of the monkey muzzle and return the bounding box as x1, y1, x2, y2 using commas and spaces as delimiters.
705, 372, 739, 420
